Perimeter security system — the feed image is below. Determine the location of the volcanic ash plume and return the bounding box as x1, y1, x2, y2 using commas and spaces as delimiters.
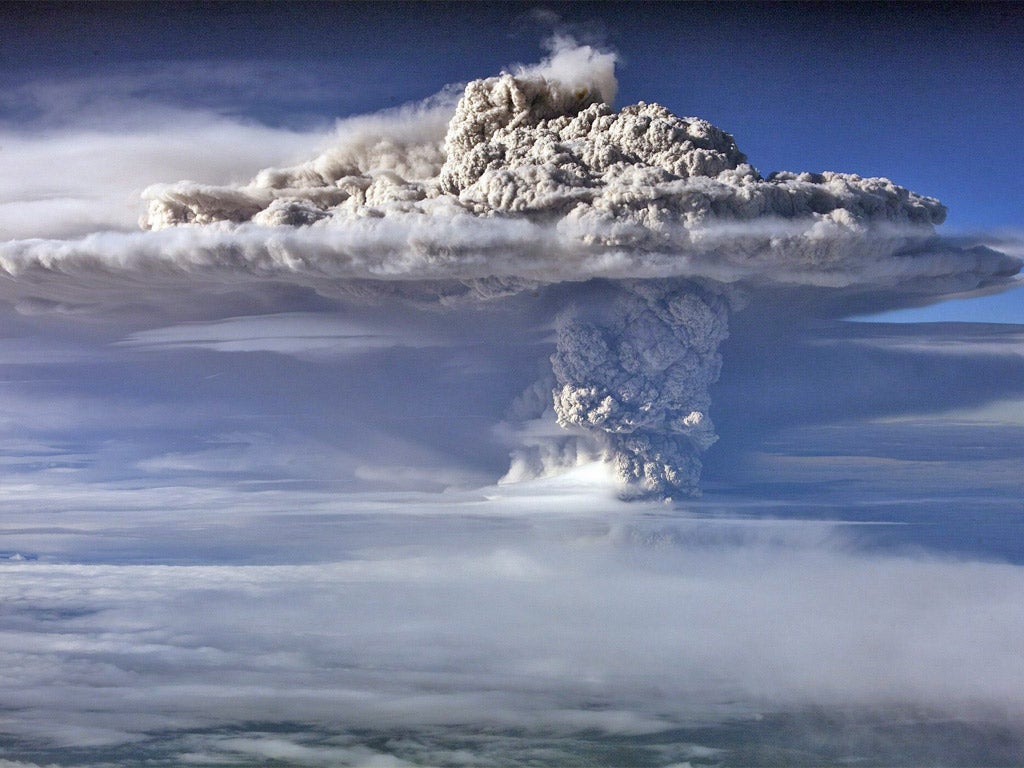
139, 41, 960, 282
552, 280, 730, 496
54, 42, 1007, 495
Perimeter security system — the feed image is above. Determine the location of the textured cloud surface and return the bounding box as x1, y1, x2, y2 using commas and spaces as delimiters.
1, 40, 1019, 496
131, 41, 1017, 291
2, 473, 1024, 765
130, 40, 1016, 495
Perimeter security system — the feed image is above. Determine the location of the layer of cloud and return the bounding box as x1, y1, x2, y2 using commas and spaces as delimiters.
1, 41, 1016, 295
0, 482, 1023, 764
118, 312, 446, 356
0, 118, 333, 241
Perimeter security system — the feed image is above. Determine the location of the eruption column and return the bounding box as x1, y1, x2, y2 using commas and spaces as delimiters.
551, 280, 729, 496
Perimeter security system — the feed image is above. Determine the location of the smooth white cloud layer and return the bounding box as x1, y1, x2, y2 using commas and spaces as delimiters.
118, 312, 446, 356
0, 478, 1023, 762
0, 117, 333, 241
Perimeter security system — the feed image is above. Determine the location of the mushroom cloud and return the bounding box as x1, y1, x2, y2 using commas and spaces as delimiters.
4, 38, 1019, 496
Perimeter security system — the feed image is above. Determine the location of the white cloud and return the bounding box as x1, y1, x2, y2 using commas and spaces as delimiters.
0, 105, 334, 239
512, 34, 618, 106
118, 312, 445, 356
0, 486, 1023, 758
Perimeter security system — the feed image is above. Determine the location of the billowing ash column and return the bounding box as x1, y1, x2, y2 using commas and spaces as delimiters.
431, 61, 743, 496
551, 280, 730, 497
126, 40, 1018, 497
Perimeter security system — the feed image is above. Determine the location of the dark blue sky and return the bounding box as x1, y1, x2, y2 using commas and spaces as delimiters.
4, 1, 1022, 231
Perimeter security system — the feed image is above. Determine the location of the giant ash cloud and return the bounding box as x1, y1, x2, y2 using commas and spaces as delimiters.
7, 40, 1020, 496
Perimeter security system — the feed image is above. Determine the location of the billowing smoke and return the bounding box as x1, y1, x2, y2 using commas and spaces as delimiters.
551, 280, 731, 495
4, 40, 1020, 496
137, 41, 974, 291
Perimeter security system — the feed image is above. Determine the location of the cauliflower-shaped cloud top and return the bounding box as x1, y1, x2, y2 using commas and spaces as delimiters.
141, 41, 972, 287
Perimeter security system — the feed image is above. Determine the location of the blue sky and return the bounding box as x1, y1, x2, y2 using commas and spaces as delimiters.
6, 2, 1021, 323
6, 2, 1022, 232
0, 3, 1023, 766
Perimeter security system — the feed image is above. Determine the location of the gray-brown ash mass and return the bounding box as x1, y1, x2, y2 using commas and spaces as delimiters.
552, 280, 729, 496
142, 68, 946, 255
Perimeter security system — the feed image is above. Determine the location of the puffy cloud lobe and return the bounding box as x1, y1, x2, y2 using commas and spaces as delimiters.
140, 47, 949, 273
142, 99, 454, 230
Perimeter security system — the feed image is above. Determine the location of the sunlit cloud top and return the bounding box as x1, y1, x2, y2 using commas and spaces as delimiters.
1, 39, 1018, 299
